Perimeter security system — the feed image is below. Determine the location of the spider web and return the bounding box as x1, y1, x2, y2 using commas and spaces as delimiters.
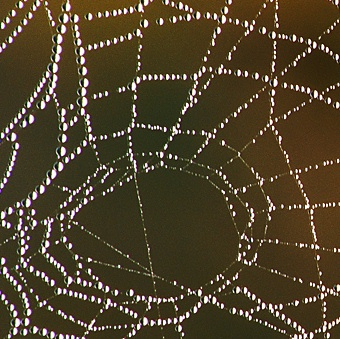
0, 0, 340, 338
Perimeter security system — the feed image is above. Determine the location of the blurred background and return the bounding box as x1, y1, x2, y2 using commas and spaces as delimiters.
0, 0, 339, 338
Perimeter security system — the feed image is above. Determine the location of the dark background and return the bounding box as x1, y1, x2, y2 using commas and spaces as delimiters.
0, 0, 339, 338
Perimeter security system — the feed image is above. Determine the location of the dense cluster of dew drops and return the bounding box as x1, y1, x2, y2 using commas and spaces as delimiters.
0, 0, 340, 338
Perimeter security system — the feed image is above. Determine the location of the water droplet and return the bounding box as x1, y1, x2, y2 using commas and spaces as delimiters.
140, 19, 149, 28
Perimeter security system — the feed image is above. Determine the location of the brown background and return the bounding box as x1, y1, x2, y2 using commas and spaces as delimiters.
0, 0, 339, 338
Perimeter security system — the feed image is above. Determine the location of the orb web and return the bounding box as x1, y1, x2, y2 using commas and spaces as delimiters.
0, 0, 340, 338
